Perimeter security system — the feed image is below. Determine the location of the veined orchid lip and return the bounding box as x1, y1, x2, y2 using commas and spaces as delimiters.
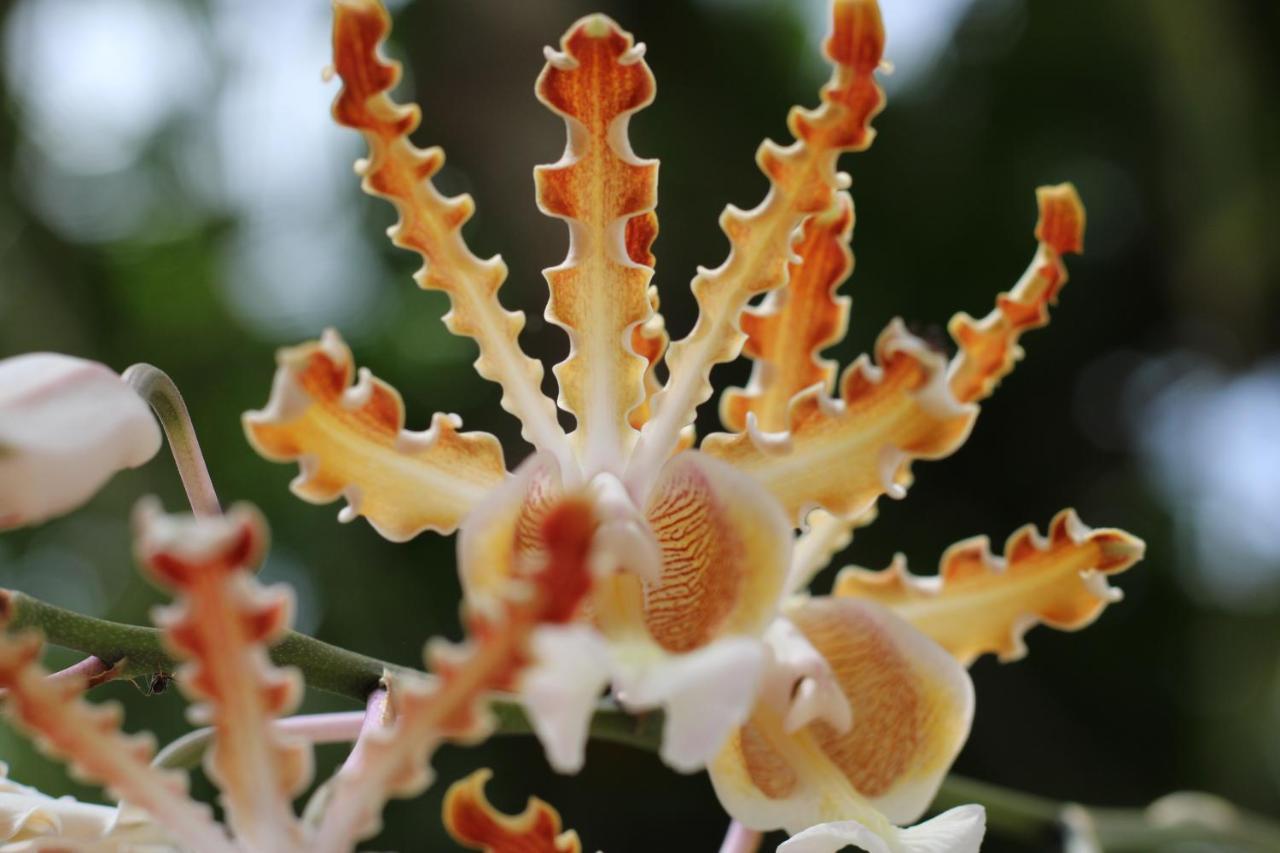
0, 352, 160, 530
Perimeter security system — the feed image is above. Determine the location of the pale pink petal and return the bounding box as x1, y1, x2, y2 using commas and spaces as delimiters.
0, 354, 159, 529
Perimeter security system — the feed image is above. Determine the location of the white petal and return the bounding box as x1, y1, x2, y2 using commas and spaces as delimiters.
0, 354, 159, 529
614, 636, 765, 773
778, 806, 986, 853
761, 618, 852, 734
521, 624, 613, 773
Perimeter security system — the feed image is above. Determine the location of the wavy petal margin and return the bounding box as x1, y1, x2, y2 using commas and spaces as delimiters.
314, 499, 596, 851
628, 0, 886, 486
834, 509, 1145, 665
948, 184, 1085, 404
136, 502, 308, 852
721, 193, 854, 434
0, 631, 234, 853
444, 769, 582, 853
710, 598, 973, 839
536, 15, 658, 472
703, 321, 976, 526
331, 0, 571, 468
244, 329, 506, 541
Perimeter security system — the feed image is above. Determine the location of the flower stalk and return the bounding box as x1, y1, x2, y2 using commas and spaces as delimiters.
123, 363, 222, 518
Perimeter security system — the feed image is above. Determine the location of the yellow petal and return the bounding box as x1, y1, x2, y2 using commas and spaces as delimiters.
444, 769, 582, 853
721, 193, 854, 434
702, 321, 976, 526
136, 502, 308, 851
628, 0, 886, 485
833, 509, 1145, 665
641, 451, 792, 652
948, 183, 1085, 404
331, 0, 571, 465
244, 329, 507, 541
536, 15, 658, 471
711, 597, 973, 835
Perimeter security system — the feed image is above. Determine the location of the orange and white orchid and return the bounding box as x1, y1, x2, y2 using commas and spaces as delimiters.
231, 0, 1147, 849
0, 353, 160, 530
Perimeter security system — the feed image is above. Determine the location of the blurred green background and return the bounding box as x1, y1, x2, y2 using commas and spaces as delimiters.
2, 0, 1279, 850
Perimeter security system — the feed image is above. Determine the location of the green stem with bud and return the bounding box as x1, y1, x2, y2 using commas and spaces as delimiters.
4, 587, 1279, 850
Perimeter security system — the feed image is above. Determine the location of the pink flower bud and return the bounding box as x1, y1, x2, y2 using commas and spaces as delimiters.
0, 353, 160, 529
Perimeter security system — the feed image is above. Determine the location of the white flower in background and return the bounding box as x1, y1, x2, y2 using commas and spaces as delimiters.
0, 353, 160, 530
0, 762, 175, 851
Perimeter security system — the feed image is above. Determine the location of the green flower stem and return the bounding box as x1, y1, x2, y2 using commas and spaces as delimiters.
4, 587, 1280, 850
123, 363, 222, 518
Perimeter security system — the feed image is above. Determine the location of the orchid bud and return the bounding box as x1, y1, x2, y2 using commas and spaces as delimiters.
0, 353, 160, 530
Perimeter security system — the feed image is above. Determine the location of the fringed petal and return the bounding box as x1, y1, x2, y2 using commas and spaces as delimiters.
314, 500, 597, 850
639, 452, 792, 652
947, 184, 1085, 404
834, 509, 1145, 665
0, 635, 234, 853
702, 322, 976, 526
135, 502, 309, 852
536, 15, 658, 472
244, 329, 506, 541
710, 598, 972, 837
628, 285, 669, 431
444, 769, 582, 853
0, 354, 160, 530
628, 0, 885, 485
330, 0, 571, 468
777, 807, 986, 853
721, 193, 854, 434
789, 508, 868, 595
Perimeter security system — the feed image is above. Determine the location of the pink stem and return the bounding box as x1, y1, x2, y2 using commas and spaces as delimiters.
0, 656, 120, 700
340, 687, 390, 774
274, 711, 366, 744
719, 820, 763, 853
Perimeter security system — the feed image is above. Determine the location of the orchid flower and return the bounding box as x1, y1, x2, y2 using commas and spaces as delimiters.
0, 353, 160, 530
226, 0, 1148, 848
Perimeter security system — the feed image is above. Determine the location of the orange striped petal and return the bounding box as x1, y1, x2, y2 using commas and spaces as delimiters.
702, 321, 976, 526
536, 15, 658, 472
948, 184, 1085, 404
629, 0, 885, 483
315, 500, 597, 847
458, 453, 566, 605
640, 452, 792, 653
136, 502, 308, 852
722, 193, 854, 434
710, 598, 972, 836
0, 633, 233, 853
331, 0, 570, 465
244, 329, 506, 541
833, 509, 1145, 665
444, 769, 582, 853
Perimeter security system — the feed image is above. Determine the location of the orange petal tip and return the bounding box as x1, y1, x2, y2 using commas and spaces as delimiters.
1034, 183, 1085, 255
